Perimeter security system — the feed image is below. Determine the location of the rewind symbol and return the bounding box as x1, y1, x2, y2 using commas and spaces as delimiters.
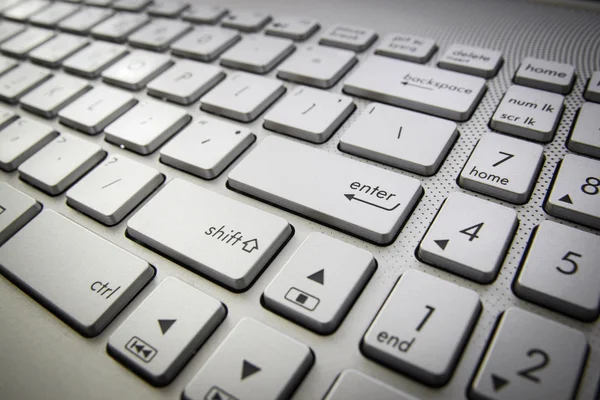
125, 336, 158, 363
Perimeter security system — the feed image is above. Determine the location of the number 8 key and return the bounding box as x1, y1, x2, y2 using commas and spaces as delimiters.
546, 154, 600, 230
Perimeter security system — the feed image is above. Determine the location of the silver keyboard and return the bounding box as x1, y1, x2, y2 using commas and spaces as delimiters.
0, 0, 599, 399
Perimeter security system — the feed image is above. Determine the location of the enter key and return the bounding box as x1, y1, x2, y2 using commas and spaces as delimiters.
228, 136, 423, 245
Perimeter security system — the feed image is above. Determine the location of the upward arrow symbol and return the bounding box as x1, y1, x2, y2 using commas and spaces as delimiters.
559, 194, 573, 204
241, 238, 259, 253
307, 269, 325, 285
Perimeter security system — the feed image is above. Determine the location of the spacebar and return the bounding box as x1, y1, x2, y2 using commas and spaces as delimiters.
228, 136, 422, 245
0, 209, 154, 337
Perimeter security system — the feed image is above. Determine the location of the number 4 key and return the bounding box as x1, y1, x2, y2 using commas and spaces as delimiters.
418, 192, 518, 283
546, 154, 600, 229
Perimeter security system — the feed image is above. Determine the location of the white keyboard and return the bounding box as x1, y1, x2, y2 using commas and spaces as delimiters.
0, 0, 599, 399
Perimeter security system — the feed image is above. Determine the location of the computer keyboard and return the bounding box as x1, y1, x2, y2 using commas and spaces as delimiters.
0, 0, 599, 399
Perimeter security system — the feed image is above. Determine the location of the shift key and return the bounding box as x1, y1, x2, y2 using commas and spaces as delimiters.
228, 136, 423, 245
0, 210, 154, 337
127, 179, 292, 291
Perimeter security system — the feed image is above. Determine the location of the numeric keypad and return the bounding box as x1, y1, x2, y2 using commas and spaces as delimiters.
362, 269, 481, 386
470, 308, 587, 400
546, 154, 600, 229
419, 192, 517, 283
460, 133, 544, 204
514, 220, 600, 321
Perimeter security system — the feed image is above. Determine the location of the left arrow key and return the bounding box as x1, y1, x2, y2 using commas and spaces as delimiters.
108, 277, 226, 386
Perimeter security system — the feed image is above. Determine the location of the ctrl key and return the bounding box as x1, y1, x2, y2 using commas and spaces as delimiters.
0, 209, 154, 337
469, 307, 588, 400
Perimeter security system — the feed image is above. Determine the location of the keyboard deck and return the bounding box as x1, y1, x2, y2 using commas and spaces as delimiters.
0, 0, 599, 399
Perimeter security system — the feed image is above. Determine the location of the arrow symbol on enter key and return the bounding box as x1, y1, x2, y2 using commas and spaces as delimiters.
344, 194, 401, 211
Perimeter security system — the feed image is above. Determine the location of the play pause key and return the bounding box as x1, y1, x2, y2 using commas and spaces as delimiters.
263, 232, 376, 334
107, 277, 226, 386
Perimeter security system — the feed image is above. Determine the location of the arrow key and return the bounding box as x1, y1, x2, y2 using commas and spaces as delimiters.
264, 232, 375, 334
418, 192, 517, 283
108, 277, 226, 386
184, 318, 313, 400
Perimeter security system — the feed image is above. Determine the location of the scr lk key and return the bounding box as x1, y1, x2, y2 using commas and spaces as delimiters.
491, 85, 564, 142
